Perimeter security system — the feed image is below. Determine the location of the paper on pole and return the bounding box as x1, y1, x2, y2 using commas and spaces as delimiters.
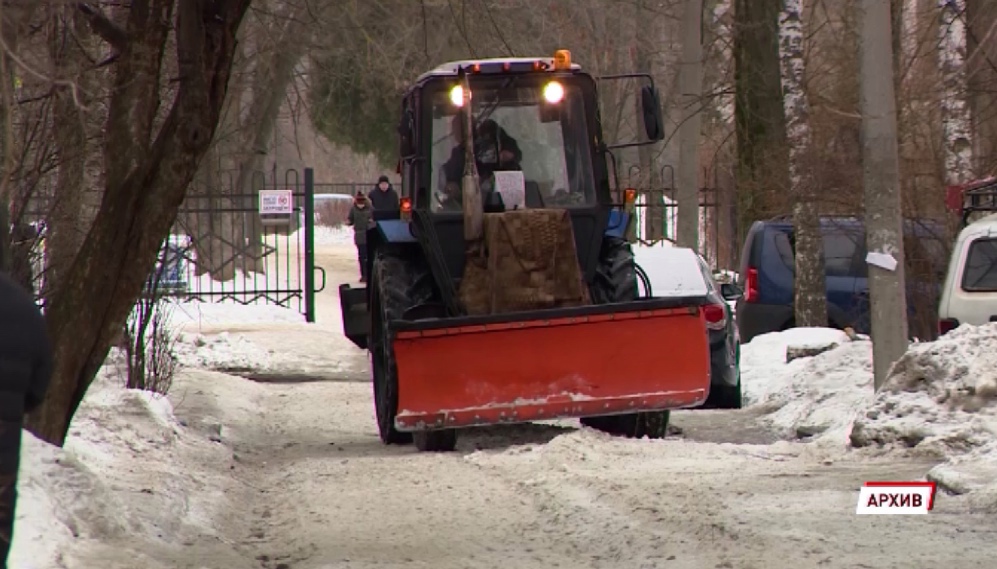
865, 251, 898, 271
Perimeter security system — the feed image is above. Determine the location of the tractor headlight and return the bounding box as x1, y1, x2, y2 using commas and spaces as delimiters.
450, 85, 465, 107
543, 81, 564, 104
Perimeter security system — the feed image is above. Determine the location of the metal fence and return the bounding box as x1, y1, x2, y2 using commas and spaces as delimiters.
151, 167, 324, 322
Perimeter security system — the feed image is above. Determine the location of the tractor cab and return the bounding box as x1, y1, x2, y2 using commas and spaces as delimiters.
383, 52, 665, 291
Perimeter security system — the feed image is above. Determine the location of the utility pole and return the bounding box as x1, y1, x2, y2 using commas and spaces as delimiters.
676, 0, 704, 250
858, 0, 908, 390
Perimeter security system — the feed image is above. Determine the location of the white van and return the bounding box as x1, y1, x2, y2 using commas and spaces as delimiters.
938, 213, 997, 334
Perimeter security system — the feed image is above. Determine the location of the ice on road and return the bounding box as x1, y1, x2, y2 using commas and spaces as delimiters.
14, 243, 997, 569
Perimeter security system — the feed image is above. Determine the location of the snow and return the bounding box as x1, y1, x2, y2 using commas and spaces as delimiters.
741, 328, 873, 444
849, 323, 997, 506
168, 300, 305, 329
10, 361, 238, 568
633, 245, 710, 296
740, 322, 997, 508
14, 241, 997, 565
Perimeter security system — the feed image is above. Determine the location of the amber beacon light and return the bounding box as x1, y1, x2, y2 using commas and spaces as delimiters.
553, 49, 571, 70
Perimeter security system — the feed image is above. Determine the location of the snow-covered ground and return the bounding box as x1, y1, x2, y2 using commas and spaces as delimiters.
12, 242, 997, 567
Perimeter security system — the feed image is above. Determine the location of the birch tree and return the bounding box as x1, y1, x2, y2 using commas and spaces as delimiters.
939, 0, 973, 183
779, 0, 827, 326
859, 0, 909, 389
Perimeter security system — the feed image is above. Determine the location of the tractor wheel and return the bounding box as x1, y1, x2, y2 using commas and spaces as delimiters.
705, 379, 742, 409
590, 237, 639, 304
369, 250, 434, 446
413, 429, 458, 452
581, 238, 671, 439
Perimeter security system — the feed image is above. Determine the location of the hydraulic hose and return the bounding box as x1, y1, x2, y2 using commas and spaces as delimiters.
635, 262, 652, 298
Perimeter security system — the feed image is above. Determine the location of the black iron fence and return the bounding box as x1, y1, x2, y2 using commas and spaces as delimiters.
151, 167, 324, 322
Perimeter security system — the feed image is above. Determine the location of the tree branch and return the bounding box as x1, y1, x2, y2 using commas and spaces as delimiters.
76, 2, 128, 50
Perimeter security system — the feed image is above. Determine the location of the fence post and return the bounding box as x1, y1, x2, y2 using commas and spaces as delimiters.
304, 167, 316, 323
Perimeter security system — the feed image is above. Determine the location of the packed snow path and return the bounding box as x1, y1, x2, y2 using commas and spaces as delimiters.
57, 244, 997, 568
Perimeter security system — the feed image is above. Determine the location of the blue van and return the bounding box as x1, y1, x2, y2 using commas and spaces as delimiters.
734, 216, 947, 343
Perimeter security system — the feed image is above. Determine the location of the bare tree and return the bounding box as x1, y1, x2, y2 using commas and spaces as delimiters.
780, 0, 827, 327
859, 0, 909, 389
24, 0, 253, 446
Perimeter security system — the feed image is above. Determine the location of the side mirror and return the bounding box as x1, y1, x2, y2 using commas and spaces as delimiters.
640, 85, 664, 142
720, 282, 743, 301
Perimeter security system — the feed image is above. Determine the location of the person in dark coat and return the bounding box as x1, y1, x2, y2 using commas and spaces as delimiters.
346, 191, 374, 282
441, 115, 522, 199
368, 175, 400, 211
0, 271, 53, 566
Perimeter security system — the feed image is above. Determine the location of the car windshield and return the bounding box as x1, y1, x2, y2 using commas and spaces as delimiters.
962, 238, 997, 292
427, 77, 596, 212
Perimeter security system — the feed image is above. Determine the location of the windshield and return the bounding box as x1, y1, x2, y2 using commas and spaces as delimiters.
427, 77, 596, 212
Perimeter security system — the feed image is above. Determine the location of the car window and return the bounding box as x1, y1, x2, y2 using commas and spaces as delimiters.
961, 238, 997, 292
769, 227, 865, 277
823, 231, 864, 277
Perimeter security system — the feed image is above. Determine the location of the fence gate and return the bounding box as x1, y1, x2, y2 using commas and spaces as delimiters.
153, 167, 325, 322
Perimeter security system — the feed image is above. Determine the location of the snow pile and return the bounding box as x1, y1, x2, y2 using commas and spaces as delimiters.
173, 331, 293, 373
10, 367, 233, 567
741, 327, 873, 444
848, 323, 997, 503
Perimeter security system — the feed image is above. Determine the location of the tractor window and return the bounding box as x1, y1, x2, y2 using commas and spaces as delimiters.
428, 79, 596, 212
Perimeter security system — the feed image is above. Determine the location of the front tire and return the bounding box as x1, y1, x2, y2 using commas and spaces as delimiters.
581, 238, 670, 439
369, 250, 434, 446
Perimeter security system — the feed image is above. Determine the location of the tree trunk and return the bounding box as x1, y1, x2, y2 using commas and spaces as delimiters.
939, 0, 974, 183
966, 0, 997, 175
780, 0, 828, 327
44, 7, 95, 303
25, 0, 252, 446
677, 0, 704, 250
858, 0, 909, 390
632, 0, 666, 241
734, 0, 791, 243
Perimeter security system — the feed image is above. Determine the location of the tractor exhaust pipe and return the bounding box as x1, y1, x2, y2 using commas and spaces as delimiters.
458, 69, 483, 241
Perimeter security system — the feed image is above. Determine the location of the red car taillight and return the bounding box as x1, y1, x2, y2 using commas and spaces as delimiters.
743, 267, 759, 303
938, 318, 959, 335
703, 303, 727, 331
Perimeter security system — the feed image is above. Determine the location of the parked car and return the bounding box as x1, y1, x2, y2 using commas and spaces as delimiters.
938, 213, 997, 334
144, 235, 190, 297
734, 215, 948, 344
635, 246, 742, 408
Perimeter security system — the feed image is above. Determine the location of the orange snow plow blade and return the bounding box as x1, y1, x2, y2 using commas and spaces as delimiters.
391, 299, 712, 431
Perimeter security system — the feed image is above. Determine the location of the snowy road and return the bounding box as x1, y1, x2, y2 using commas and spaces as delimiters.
56, 244, 997, 569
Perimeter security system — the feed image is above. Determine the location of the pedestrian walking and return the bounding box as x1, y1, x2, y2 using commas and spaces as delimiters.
0, 271, 53, 567
347, 191, 374, 282
368, 175, 399, 211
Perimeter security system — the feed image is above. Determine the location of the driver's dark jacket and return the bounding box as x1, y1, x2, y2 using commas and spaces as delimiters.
0, 271, 53, 563
443, 129, 523, 183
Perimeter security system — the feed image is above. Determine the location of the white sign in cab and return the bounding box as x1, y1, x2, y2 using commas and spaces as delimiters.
259, 190, 294, 215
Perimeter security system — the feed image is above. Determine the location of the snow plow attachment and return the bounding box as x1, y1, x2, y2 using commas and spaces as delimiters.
391, 297, 712, 431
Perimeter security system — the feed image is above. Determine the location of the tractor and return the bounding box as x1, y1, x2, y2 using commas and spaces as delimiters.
340, 50, 715, 452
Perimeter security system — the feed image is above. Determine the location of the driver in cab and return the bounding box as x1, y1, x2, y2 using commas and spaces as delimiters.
441, 115, 522, 200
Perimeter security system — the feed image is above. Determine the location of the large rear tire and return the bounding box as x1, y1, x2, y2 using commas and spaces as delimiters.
581, 238, 671, 439
369, 250, 434, 446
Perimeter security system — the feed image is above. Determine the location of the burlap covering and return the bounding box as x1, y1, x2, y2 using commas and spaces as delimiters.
458, 209, 591, 315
